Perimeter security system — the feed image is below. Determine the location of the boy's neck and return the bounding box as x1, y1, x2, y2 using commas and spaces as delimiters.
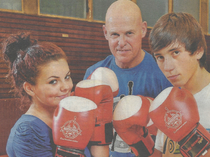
182, 67, 210, 95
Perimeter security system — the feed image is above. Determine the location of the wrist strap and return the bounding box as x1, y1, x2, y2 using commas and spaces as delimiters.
111, 132, 118, 151
89, 122, 113, 145
130, 128, 154, 157
55, 146, 85, 157
178, 123, 210, 157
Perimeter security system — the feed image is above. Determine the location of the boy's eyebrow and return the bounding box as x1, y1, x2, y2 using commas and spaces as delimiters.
169, 47, 180, 52
153, 53, 160, 57
168, 42, 183, 51
154, 46, 182, 56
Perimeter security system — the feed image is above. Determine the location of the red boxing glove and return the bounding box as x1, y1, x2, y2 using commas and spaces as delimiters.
53, 96, 97, 157
146, 118, 158, 136
75, 79, 114, 145
87, 67, 119, 97
149, 87, 210, 157
145, 97, 158, 136
113, 95, 154, 157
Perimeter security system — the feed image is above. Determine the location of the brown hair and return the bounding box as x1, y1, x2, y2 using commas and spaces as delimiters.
149, 12, 207, 67
2, 32, 67, 109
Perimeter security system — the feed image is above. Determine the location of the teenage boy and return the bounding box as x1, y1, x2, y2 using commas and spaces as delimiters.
149, 12, 210, 157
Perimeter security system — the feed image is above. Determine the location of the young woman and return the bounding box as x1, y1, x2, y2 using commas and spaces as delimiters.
3, 32, 73, 156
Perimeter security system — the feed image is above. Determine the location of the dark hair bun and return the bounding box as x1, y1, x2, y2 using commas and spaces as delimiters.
2, 32, 32, 65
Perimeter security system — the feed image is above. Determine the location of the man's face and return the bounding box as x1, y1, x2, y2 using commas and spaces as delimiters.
153, 42, 203, 88
103, 16, 147, 69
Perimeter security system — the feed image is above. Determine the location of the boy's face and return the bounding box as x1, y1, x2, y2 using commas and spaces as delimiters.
153, 42, 203, 88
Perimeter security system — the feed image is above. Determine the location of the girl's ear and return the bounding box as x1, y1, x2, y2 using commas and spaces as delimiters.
196, 47, 204, 60
23, 82, 35, 97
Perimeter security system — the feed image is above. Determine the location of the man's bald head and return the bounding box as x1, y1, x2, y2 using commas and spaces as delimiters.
103, 0, 147, 69
105, 0, 142, 24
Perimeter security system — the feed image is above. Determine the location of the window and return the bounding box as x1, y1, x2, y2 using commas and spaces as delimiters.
40, 0, 87, 19
209, 1, 210, 34
92, 0, 116, 21
173, 0, 199, 21
0, 0, 207, 33
136, 0, 168, 27
0, 0, 22, 11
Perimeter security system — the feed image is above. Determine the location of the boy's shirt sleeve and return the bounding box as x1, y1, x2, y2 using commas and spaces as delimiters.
154, 129, 164, 153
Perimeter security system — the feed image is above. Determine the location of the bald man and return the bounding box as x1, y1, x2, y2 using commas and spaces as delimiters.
103, 0, 147, 69
84, 0, 172, 157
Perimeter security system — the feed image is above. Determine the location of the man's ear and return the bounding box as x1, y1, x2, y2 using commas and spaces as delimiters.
102, 25, 108, 40
141, 21, 147, 38
196, 47, 204, 60
23, 82, 35, 97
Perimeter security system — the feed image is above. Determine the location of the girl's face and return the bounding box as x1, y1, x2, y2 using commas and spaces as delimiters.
32, 58, 73, 108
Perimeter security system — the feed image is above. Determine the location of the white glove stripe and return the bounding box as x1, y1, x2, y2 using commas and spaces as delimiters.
149, 87, 173, 112
113, 95, 142, 121
90, 67, 119, 93
60, 96, 97, 112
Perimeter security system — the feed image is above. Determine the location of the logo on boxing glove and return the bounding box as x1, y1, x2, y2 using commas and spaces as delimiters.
164, 107, 183, 130
60, 116, 82, 141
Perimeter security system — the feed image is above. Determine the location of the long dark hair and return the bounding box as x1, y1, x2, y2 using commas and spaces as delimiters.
2, 32, 67, 109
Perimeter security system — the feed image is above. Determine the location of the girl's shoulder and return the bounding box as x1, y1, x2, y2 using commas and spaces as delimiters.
13, 114, 51, 137
7, 114, 55, 157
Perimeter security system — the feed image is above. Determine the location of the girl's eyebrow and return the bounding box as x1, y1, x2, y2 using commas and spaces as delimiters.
66, 71, 71, 76
47, 71, 71, 79
47, 76, 59, 79
47, 71, 70, 80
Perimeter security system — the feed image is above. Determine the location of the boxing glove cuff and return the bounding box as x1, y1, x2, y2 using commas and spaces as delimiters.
55, 146, 85, 157
178, 123, 210, 157
130, 128, 154, 157
89, 122, 113, 145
